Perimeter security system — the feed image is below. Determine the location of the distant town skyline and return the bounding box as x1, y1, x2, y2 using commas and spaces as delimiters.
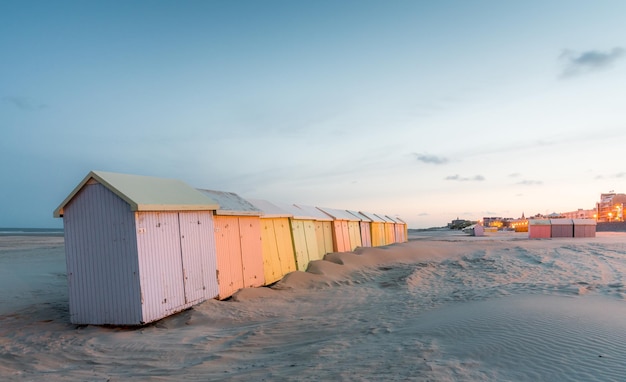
2, 1, 626, 229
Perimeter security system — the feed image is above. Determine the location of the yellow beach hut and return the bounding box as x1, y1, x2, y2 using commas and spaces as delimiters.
246, 198, 297, 285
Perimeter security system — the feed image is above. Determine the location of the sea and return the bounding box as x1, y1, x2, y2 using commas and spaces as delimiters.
0, 228, 64, 236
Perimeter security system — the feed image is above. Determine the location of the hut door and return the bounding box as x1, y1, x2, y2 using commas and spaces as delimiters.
178, 212, 208, 304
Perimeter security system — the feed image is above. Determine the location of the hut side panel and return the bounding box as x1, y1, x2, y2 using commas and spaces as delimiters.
551, 219, 574, 238
64, 182, 142, 325
371, 223, 386, 246
136, 212, 187, 321
573, 219, 597, 238
308, 220, 325, 262
260, 219, 283, 285
238, 217, 265, 288
290, 220, 312, 271
179, 211, 219, 302
274, 218, 297, 277
528, 220, 551, 239
359, 222, 372, 247
331, 220, 350, 252
317, 221, 334, 256
347, 221, 362, 250
214, 216, 245, 299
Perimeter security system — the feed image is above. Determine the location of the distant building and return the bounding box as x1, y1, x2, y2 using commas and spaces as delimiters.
561, 208, 596, 220
596, 193, 626, 222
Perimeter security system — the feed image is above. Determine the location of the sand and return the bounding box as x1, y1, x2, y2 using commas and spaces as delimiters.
1, 230, 626, 381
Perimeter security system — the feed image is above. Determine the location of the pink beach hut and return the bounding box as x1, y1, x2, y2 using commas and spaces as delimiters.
316, 206, 363, 252
53, 171, 220, 325
550, 219, 574, 238
528, 219, 551, 239
573, 219, 596, 238
347, 210, 372, 247
385, 215, 407, 243
197, 189, 265, 299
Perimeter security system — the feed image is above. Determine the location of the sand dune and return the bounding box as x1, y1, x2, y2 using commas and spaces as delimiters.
1, 231, 626, 381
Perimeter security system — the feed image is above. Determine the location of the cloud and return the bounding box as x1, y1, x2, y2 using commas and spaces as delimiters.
509, 173, 521, 178
560, 47, 625, 78
3, 96, 47, 110
445, 174, 485, 182
596, 172, 626, 179
414, 153, 449, 165
517, 180, 543, 185
418, 213, 429, 216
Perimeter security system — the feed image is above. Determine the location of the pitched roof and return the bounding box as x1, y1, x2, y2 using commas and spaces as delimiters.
196, 189, 262, 216
54, 171, 219, 217
246, 198, 293, 218
316, 206, 360, 221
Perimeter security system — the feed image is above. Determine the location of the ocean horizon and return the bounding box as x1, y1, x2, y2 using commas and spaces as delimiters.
0, 228, 64, 236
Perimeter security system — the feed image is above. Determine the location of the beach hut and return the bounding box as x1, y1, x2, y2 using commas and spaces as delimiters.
347, 210, 372, 247
550, 219, 574, 238
386, 215, 407, 243
316, 207, 363, 252
463, 223, 485, 237
271, 203, 321, 271
294, 204, 334, 256
359, 211, 387, 246
395, 216, 409, 242
573, 219, 596, 238
196, 189, 264, 299
246, 198, 297, 285
528, 219, 551, 239
376, 214, 397, 244
53, 171, 220, 325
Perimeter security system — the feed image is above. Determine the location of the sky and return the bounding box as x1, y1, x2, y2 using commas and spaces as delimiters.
2, 0, 626, 229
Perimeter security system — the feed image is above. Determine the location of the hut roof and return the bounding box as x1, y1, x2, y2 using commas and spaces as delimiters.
293, 204, 333, 221
572, 218, 597, 225
246, 198, 293, 218
358, 211, 386, 223
54, 170, 218, 217
197, 189, 262, 216
528, 219, 551, 225
346, 210, 368, 221
374, 214, 396, 223
550, 218, 574, 225
316, 207, 360, 221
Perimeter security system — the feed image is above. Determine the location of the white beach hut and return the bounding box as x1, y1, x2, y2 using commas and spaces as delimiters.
53, 171, 220, 325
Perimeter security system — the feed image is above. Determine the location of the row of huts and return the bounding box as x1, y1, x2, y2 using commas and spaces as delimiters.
53, 171, 408, 325
528, 219, 596, 239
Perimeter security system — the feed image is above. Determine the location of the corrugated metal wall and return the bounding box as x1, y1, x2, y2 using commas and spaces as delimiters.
64, 182, 142, 325
178, 211, 219, 301
136, 212, 187, 321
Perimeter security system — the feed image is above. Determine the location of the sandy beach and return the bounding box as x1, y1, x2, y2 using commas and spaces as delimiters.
2, 230, 626, 381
